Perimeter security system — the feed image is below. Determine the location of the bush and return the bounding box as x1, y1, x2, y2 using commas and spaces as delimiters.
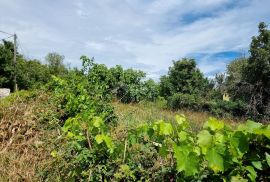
209, 100, 247, 117
167, 93, 200, 110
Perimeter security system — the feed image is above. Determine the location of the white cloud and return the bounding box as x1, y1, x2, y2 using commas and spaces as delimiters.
0, 0, 269, 79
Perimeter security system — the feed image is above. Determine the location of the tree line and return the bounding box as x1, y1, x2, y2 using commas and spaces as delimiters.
0, 22, 269, 121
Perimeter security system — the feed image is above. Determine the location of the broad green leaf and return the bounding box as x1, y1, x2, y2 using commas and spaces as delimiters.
231, 176, 248, 182
173, 145, 199, 176
215, 132, 225, 144
251, 161, 262, 170
93, 116, 103, 128
103, 135, 114, 153
197, 130, 213, 154
95, 134, 114, 153
245, 120, 262, 133
175, 114, 186, 125
230, 131, 249, 157
253, 128, 270, 139
197, 130, 213, 147
175, 114, 188, 129
95, 134, 104, 144
266, 152, 270, 167
159, 122, 173, 136
245, 166, 257, 182
204, 117, 224, 131
206, 148, 224, 173
178, 131, 188, 142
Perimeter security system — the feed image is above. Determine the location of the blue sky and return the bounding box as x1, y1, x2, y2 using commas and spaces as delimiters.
0, 0, 269, 79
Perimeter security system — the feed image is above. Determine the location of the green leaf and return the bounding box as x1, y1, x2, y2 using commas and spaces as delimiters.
103, 135, 114, 153
93, 116, 103, 128
159, 122, 173, 136
197, 130, 213, 154
251, 161, 262, 170
206, 148, 224, 173
159, 145, 169, 157
173, 145, 199, 176
95, 134, 103, 144
253, 128, 270, 139
175, 114, 188, 129
265, 152, 270, 167
175, 114, 186, 125
50, 150, 58, 158
178, 131, 188, 142
230, 131, 249, 157
231, 176, 248, 182
204, 117, 224, 131
245, 166, 257, 182
245, 120, 262, 133
197, 130, 213, 147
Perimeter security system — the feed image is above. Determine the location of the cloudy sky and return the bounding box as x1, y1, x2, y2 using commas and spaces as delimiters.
0, 0, 269, 79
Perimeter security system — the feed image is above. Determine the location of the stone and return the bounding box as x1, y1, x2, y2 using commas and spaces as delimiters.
0, 88, 10, 98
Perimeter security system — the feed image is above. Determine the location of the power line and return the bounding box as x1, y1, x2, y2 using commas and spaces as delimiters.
1, 34, 14, 41
0, 30, 14, 36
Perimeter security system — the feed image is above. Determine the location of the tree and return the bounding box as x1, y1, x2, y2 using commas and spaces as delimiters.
242, 22, 270, 117
225, 58, 248, 100
160, 58, 209, 97
16, 59, 50, 89
0, 40, 15, 90
45, 52, 67, 76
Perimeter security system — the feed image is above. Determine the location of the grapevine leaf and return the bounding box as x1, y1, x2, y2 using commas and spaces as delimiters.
197, 130, 213, 154
206, 148, 224, 173
95, 134, 103, 144
251, 161, 262, 170
231, 176, 248, 182
93, 116, 103, 128
253, 128, 270, 139
175, 114, 186, 125
175, 114, 188, 129
265, 152, 270, 167
159, 122, 173, 136
103, 135, 114, 153
197, 130, 213, 147
178, 131, 188, 142
245, 166, 257, 182
245, 120, 262, 133
204, 117, 224, 131
230, 131, 249, 157
173, 145, 199, 176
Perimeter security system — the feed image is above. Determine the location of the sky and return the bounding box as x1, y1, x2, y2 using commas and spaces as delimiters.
0, 0, 270, 80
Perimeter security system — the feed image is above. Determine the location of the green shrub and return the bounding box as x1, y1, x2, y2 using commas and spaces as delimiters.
167, 93, 200, 110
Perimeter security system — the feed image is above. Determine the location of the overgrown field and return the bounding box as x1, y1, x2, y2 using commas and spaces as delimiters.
1, 23, 270, 181
0, 82, 270, 181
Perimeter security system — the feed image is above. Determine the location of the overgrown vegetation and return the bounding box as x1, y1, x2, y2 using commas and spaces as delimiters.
0, 22, 270, 181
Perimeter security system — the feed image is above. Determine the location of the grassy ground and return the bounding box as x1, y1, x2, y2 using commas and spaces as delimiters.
113, 101, 241, 133
0, 91, 243, 181
0, 91, 60, 181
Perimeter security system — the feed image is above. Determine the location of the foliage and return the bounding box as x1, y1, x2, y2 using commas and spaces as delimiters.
160, 58, 209, 98
242, 22, 270, 118
45, 52, 68, 76
0, 40, 15, 89
16, 59, 50, 89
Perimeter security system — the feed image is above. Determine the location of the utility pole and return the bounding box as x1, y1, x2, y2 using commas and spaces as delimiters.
13, 33, 17, 91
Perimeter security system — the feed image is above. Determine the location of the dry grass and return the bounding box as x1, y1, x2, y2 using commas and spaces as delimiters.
0, 91, 59, 182
113, 101, 242, 132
